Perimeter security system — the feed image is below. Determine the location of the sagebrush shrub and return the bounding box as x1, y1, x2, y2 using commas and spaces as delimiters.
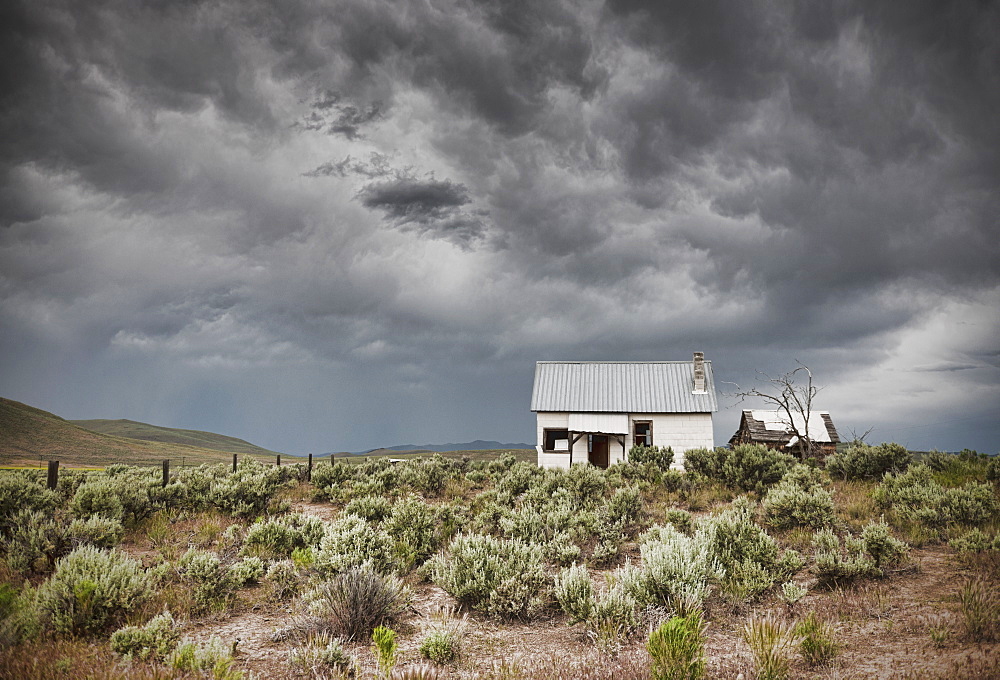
3, 509, 69, 574
305, 566, 411, 640
315, 514, 395, 575
647, 611, 708, 680
874, 464, 999, 530
210, 460, 290, 517
590, 582, 640, 651
177, 548, 232, 608
385, 495, 445, 569
663, 509, 693, 535
344, 495, 393, 522
0, 474, 59, 522
629, 445, 675, 471
68, 515, 125, 549
168, 636, 240, 679
265, 560, 302, 599
826, 442, 910, 480
684, 445, 795, 494
762, 479, 835, 530
71, 475, 153, 525
419, 608, 468, 665
243, 513, 323, 557
110, 611, 180, 661
229, 556, 266, 586
36, 545, 151, 636
705, 499, 786, 600
950, 528, 1000, 553
625, 523, 721, 611
811, 520, 905, 586
428, 533, 547, 619
288, 633, 355, 675
554, 563, 594, 624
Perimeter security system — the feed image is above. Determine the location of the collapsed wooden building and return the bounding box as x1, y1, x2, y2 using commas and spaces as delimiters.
729, 409, 840, 457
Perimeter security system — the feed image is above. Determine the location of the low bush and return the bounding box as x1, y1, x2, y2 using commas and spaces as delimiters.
372, 625, 397, 678
705, 499, 791, 600
288, 633, 355, 676
874, 464, 999, 531
428, 533, 547, 619
265, 560, 302, 600
242, 513, 324, 558
67, 515, 124, 549
811, 520, 907, 586
176, 548, 232, 609
762, 478, 835, 530
950, 528, 1000, 553
110, 611, 181, 661
209, 460, 291, 518
0, 474, 59, 522
314, 514, 395, 575
647, 610, 708, 680
419, 608, 468, 664
168, 635, 241, 679
344, 495, 393, 522
684, 444, 795, 494
229, 556, 266, 586
35, 545, 151, 636
628, 445, 675, 471
663, 509, 693, 535
554, 563, 594, 624
625, 523, 721, 612
3, 509, 69, 574
305, 566, 411, 640
589, 582, 640, 652
826, 442, 910, 480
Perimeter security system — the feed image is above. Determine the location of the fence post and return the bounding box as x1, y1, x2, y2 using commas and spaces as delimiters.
276, 454, 281, 467
46, 461, 59, 490
330, 454, 335, 465
307, 453, 313, 481
232, 453, 237, 473
162, 459, 169, 488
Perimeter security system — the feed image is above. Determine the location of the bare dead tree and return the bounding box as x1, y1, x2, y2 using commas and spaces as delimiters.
728, 362, 821, 461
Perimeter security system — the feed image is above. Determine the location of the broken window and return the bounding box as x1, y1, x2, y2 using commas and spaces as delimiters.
634, 421, 652, 447
543, 429, 570, 452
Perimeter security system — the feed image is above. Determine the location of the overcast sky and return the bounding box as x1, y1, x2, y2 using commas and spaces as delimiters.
2, 0, 998, 455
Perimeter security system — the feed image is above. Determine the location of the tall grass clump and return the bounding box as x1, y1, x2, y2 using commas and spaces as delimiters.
826, 442, 911, 480
794, 610, 838, 666
304, 566, 411, 640
35, 545, 151, 636
419, 607, 468, 664
959, 577, 1000, 642
743, 612, 800, 680
647, 610, 708, 680
684, 444, 795, 494
428, 533, 546, 619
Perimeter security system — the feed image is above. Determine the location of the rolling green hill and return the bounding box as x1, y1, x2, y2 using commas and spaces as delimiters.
0, 397, 272, 468
71, 418, 281, 457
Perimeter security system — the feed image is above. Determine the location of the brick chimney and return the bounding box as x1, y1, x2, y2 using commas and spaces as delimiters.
693, 351, 706, 393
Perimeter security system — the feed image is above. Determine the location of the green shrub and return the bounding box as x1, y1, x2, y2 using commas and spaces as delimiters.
419, 607, 468, 664
242, 513, 323, 557
826, 442, 910, 480
553, 563, 594, 624
315, 514, 395, 575
168, 636, 241, 679
950, 528, 1000, 553
305, 566, 411, 640
860, 519, 909, 569
396, 455, 457, 496
0, 474, 59, 522
874, 464, 999, 530
629, 445, 675, 471
663, 509, 693, 535
265, 560, 301, 599
177, 548, 232, 608
385, 496, 444, 569
36, 545, 151, 636
110, 611, 180, 661
762, 480, 835, 530
647, 611, 708, 680
310, 461, 354, 492
600, 485, 643, 532
684, 445, 795, 494
704, 499, 785, 600
229, 556, 266, 586
428, 533, 547, 619
209, 460, 290, 518
344, 495, 393, 522
590, 582, 640, 651
3, 509, 69, 574
68, 515, 124, 549
811, 520, 906, 587
794, 610, 838, 666
743, 612, 799, 680
372, 625, 397, 678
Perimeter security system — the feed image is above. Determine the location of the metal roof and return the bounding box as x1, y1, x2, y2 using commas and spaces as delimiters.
530, 361, 718, 413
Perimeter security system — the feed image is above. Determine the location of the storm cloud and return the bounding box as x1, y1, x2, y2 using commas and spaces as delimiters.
1, 0, 997, 453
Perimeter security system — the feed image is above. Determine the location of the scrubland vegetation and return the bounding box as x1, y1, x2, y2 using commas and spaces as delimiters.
0, 443, 998, 679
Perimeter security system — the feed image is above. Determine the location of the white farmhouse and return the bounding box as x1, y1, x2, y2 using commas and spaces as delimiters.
530, 353, 718, 469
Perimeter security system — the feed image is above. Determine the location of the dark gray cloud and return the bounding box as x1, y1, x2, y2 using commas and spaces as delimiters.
0, 0, 997, 454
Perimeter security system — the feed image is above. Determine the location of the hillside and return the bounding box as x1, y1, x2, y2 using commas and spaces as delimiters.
71, 418, 281, 457
0, 397, 271, 467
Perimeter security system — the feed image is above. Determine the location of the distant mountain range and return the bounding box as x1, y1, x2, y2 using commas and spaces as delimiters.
321, 440, 533, 457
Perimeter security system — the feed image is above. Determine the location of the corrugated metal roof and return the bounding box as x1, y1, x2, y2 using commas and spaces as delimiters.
530, 361, 718, 413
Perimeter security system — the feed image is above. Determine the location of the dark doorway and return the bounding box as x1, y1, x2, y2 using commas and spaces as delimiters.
589, 435, 609, 469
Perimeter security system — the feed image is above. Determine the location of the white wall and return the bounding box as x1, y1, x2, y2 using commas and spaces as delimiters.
536, 411, 714, 470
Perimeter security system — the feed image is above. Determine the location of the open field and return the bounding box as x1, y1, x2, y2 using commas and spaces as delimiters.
0, 398, 272, 468
0, 444, 997, 679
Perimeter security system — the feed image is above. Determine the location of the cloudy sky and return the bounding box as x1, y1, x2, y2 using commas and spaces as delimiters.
2, 0, 998, 455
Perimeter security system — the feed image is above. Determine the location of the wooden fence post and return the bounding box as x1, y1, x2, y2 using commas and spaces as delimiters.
307, 453, 313, 481
276, 454, 281, 467
46, 460, 59, 490
232, 453, 237, 473
162, 459, 169, 487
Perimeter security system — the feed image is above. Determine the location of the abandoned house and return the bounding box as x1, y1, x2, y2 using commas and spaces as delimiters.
728, 409, 841, 456
530, 353, 718, 470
